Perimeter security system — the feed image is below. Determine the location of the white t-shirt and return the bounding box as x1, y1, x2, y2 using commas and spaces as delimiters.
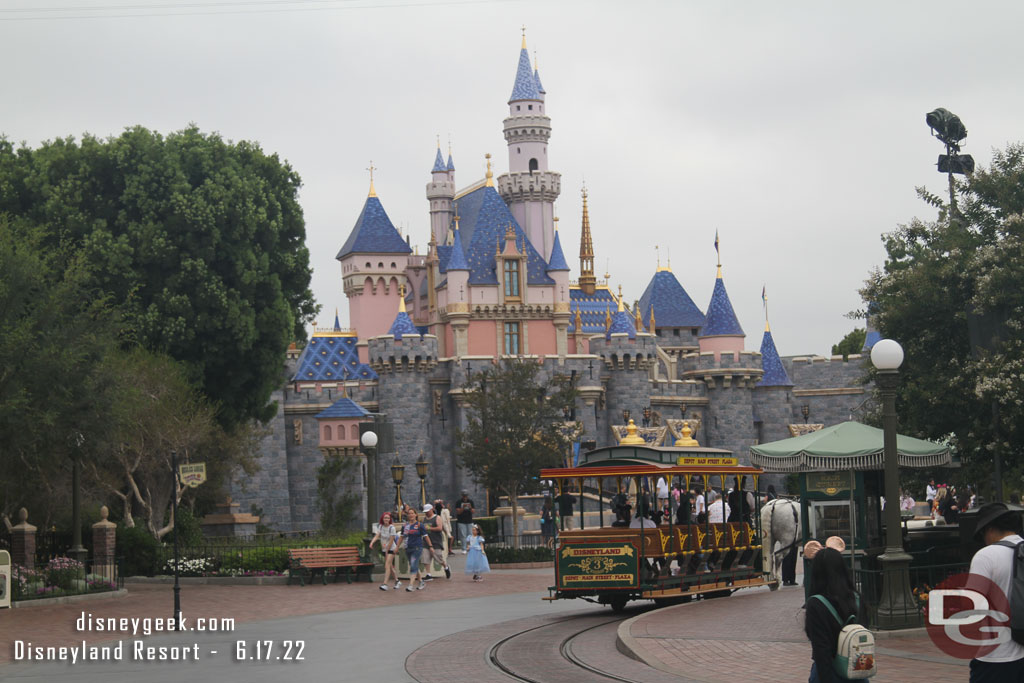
926, 484, 937, 501
656, 478, 669, 500
969, 534, 1024, 663
708, 500, 730, 523
694, 494, 706, 515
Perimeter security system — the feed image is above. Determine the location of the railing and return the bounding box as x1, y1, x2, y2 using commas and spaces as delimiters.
12, 556, 122, 601
853, 561, 968, 629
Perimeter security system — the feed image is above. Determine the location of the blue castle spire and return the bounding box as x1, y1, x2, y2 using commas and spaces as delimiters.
446, 152, 455, 171
702, 268, 744, 336
757, 324, 793, 386
509, 37, 541, 102
447, 225, 469, 271
546, 229, 569, 271
432, 146, 446, 172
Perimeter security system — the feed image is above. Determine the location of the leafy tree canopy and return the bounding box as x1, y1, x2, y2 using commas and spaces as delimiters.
831, 328, 866, 359
456, 361, 578, 542
861, 143, 1024, 497
0, 126, 317, 427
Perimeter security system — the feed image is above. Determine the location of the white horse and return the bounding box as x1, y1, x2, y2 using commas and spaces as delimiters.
760, 498, 800, 584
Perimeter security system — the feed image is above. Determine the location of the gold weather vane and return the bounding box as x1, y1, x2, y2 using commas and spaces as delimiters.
367, 161, 377, 198
656, 245, 660, 270
398, 283, 407, 313
521, 25, 527, 49
485, 153, 494, 187
617, 284, 624, 312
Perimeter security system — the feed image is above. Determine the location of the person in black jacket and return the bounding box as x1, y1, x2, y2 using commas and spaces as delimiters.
805, 547, 862, 682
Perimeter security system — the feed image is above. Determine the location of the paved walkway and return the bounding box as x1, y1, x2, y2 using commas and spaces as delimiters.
618, 584, 968, 682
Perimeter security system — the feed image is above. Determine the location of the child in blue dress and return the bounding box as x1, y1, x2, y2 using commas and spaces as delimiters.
464, 524, 490, 581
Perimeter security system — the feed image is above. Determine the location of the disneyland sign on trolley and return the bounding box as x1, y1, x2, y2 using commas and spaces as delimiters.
926, 572, 1013, 659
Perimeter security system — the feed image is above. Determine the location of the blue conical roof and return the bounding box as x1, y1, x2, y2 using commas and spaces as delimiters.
546, 230, 569, 271
333, 309, 341, 331
316, 397, 371, 419
432, 147, 446, 172
637, 270, 705, 329
606, 310, 637, 340
701, 273, 744, 336
757, 328, 793, 386
336, 196, 413, 259
388, 311, 419, 340
446, 153, 455, 172
534, 68, 545, 95
509, 47, 541, 102
447, 227, 469, 271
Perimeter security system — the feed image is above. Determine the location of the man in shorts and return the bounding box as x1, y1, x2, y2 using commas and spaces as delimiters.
421, 504, 451, 580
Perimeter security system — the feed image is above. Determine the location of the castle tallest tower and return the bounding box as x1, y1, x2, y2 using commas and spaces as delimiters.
498, 32, 561, 262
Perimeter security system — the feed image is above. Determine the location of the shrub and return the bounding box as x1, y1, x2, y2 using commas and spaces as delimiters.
118, 525, 163, 576
475, 516, 498, 541
45, 556, 85, 590
174, 507, 205, 547
218, 548, 290, 574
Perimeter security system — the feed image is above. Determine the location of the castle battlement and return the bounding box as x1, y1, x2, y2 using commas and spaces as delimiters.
367, 334, 439, 373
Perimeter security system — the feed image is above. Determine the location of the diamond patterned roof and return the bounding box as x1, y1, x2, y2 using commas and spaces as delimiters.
447, 153, 455, 171
316, 397, 371, 419
606, 309, 637, 340
453, 186, 554, 286
509, 47, 541, 102
569, 287, 617, 333
757, 329, 793, 386
432, 148, 446, 172
637, 270, 704, 329
293, 334, 378, 382
388, 311, 420, 340
534, 68, 545, 95
701, 274, 744, 336
447, 227, 469, 270
546, 230, 569, 271
336, 196, 413, 259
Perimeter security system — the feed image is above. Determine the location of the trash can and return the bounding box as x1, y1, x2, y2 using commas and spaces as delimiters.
0, 550, 11, 608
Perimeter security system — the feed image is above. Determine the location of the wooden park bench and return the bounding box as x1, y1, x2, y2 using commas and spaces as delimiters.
287, 546, 373, 586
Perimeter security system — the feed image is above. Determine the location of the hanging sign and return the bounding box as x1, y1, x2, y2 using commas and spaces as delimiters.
178, 463, 207, 488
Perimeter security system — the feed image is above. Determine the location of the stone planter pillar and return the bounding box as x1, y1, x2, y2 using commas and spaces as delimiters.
92, 506, 117, 581
11, 508, 36, 569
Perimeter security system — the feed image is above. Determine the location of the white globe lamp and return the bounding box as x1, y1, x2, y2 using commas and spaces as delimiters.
870, 338, 904, 371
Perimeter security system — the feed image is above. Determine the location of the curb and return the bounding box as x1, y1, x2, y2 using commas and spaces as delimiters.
615, 603, 688, 677
13, 589, 129, 609
125, 576, 289, 585
490, 561, 553, 570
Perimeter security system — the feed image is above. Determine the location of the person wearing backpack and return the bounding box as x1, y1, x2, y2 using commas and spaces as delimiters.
805, 547, 875, 681
967, 502, 1024, 682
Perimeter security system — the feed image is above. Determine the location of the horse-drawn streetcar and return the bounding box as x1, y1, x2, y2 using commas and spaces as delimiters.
541, 430, 776, 611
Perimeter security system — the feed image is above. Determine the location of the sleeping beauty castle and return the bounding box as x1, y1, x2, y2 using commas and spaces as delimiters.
231, 36, 874, 532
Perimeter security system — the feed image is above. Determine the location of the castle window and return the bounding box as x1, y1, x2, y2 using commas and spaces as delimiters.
528, 158, 538, 173
378, 262, 384, 268
391, 262, 396, 268
503, 260, 520, 298
504, 322, 520, 355
528, 104, 533, 110
323, 425, 332, 441
516, 105, 521, 111
674, 329, 680, 337
365, 262, 371, 268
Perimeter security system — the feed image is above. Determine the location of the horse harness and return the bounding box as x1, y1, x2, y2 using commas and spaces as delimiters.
768, 498, 799, 557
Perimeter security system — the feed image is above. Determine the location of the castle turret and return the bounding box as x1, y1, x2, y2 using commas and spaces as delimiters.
754, 311, 796, 453
498, 33, 560, 262
597, 286, 655, 448
427, 142, 455, 246
445, 220, 470, 357
698, 236, 745, 360
337, 170, 413, 344
547, 217, 571, 357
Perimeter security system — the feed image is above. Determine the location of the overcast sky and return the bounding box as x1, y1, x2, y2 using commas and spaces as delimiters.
4, 0, 1023, 357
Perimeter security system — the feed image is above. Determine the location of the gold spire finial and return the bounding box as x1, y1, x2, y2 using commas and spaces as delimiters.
485, 153, 494, 187
634, 300, 642, 331
617, 285, 624, 312
578, 184, 596, 295
366, 160, 377, 198
675, 422, 699, 448
574, 306, 582, 332
620, 419, 645, 445
436, 134, 440, 149
649, 304, 656, 336
604, 304, 611, 329
534, 50, 538, 70
553, 214, 559, 231
667, 246, 672, 272
454, 209, 461, 231
398, 283, 407, 313
656, 245, 660, 270
447, 134, 452, 157
521, 25, 527, 49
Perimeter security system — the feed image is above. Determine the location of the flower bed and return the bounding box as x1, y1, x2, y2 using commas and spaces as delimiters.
12, 557, 118, 602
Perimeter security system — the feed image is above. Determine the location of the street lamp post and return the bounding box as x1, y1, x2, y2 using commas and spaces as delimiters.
360, 430, 378, 537
871, 339, 918, 628
390, 460, 405, 515
69, 432, 87, 564
801, 405, 810, 424
415, 453, 430, 508
170, 449, 181, 631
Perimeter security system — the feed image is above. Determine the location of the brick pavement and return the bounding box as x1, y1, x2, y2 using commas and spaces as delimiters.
0, 552, 554, 666
618, 584, 970, 682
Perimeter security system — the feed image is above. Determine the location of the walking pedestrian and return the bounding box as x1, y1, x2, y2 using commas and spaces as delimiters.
436, 498, 453, 557
369, 512, 401, 590
464, 524, 490, 582
966, 502, 1024, 681
805, 547, 863, 682
400, 507, 431, 591
455, 490, 475, 552
420, 503, 451, 580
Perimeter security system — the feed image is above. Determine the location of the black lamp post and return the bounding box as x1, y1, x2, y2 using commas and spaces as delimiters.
871, 339, 917, 628
170, 449, 181, 631
69, 432, 87, 564
390, 460, 405, 514
622, 409, 630, 423
801, 405, 810, 424
642, 406, 651, 427
415, 453, 430, 508
360, 430, 378, 536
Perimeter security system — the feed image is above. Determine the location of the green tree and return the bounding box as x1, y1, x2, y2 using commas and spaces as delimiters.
455, 361, 578, 545
861, 143, 1024, 499
0, 217, 123, 522
0, 127, 317, 428
831, 328, 866, 359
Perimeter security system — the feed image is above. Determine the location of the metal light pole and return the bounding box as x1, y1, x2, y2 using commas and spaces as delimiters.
170, 449, 181, 631
390, 460, 405, 515
360, 430, 378, 536
415, 453, 429, 508
871, 339, 917, 628
69, 432, 87, 564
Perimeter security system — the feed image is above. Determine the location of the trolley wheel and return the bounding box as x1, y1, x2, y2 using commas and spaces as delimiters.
609, 596, 629, 613
703, 589, 731, 600
653, 595, 691, 608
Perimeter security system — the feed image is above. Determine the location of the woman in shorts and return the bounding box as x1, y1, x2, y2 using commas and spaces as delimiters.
369, 512, 401, 590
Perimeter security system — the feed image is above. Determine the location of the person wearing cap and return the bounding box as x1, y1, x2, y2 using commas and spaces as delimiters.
420, 503, 451, 580
455, 491, 475, 552
966, 502, 1024, 680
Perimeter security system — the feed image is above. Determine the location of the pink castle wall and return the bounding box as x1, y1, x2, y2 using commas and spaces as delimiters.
527, 321, 556, 356
350, 276, 403, 341
468, 320, 497, 356
698, 335, 745, 361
